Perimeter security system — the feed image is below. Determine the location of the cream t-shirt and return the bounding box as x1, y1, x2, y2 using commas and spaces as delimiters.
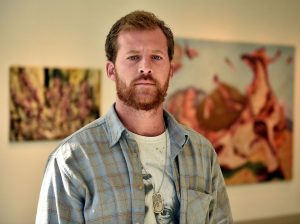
129, 130, 180, 224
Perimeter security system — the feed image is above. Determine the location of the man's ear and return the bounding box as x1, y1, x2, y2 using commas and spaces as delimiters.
169, 62, 175, 80
106, 61, 116, 81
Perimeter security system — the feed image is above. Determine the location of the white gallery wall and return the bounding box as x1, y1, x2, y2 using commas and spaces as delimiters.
0, 0, 299, 223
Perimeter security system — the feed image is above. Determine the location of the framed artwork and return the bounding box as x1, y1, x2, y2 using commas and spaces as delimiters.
166, 38, 294, 185
10, 66, 101, 141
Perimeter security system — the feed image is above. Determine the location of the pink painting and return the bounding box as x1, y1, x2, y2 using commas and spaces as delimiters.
166, 39, 294, 185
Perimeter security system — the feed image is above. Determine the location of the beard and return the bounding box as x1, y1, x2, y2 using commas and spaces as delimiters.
115, 72, 170, 111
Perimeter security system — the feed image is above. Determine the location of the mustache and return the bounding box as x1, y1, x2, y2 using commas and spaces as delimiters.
132, 74, 158, 84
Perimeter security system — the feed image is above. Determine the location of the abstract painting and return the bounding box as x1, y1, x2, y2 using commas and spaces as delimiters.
10, 66, 101, 141
166, 38, 294, 185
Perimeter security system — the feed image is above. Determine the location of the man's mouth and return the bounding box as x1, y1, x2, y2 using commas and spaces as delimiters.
134, 81, 156, 86
135, 82, 155, 86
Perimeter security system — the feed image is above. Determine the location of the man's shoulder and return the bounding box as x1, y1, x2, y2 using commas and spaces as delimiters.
179, 123, 216, 157
63, 116, 107, 144
164, 110, 214, 153
50, 105, 124, 163
181, 123, 212, 146
51, 116, 109, 160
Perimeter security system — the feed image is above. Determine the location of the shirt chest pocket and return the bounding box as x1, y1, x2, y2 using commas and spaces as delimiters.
186, 190, 212, 224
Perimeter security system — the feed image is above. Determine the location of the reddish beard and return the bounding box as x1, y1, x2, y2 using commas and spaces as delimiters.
115, 73, 169, 111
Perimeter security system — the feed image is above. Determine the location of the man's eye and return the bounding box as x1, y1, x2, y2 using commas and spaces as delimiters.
127, 56, 140, 61
152, 55, 162, 60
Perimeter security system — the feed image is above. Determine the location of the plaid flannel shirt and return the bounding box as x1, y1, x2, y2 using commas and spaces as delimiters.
36, 104, 233, 224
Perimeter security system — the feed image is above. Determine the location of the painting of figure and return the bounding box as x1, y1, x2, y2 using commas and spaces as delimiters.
166, 38, 294, 185
10, 66, 101, 141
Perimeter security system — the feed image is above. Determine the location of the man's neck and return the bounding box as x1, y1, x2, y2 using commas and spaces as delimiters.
115, 99, 166, 137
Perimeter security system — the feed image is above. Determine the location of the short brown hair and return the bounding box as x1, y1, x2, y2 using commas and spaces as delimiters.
105, 10, 174, 63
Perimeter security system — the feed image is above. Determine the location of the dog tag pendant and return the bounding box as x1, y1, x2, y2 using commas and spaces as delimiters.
152, 192, 164, 213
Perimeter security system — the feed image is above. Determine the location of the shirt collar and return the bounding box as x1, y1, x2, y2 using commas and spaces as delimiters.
105, 104, 127, 148
105, 104, 189, 149
163, 110, 188, 149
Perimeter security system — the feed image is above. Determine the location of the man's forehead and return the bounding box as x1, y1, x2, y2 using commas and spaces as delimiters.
118, 27, 164, 38
116, 28, 168, 49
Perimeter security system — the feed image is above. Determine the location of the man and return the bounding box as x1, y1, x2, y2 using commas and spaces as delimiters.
36, 10, 233, 224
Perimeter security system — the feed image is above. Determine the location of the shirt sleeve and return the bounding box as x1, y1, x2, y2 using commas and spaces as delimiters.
209, 149, 233, 224
36, 150, 85, 224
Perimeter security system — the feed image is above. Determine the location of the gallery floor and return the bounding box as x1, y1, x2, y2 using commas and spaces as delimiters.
236, 214, 300, 224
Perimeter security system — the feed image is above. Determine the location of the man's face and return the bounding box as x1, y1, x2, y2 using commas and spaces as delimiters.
107, 28, 173, 111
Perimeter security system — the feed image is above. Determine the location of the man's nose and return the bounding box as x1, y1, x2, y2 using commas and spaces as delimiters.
139, 58, 152, 74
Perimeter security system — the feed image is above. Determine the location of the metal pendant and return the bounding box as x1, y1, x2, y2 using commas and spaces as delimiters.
152, 192, 164, 213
